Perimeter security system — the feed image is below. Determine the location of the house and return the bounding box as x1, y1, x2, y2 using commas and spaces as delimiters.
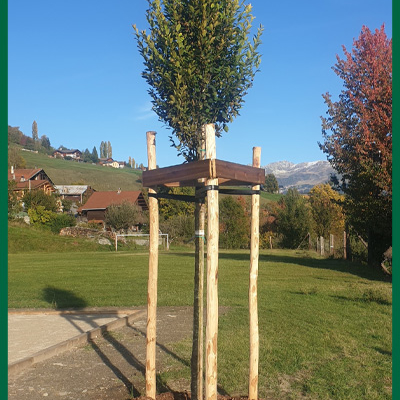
98, 158, 126, 169
8, 166, 55, 197
54, 185, 95, 204
53, 148, 82, 160
77, 190, 148, 223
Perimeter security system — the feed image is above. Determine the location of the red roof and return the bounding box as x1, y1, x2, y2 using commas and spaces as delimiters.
13, 180, 54, 190
77, 191, 148, 212
8, 168, 42, 181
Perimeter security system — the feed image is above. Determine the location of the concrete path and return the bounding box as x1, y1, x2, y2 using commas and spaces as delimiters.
8, 308, 147, 376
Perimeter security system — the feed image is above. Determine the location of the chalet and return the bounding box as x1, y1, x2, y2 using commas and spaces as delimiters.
77, 190, 148, 222
53, 148, 82, 160
8, 166, 55, 197
54, 185, 95, 203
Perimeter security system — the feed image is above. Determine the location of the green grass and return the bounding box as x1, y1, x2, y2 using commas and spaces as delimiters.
8, 244, 392, 399
20, 148, 142, 191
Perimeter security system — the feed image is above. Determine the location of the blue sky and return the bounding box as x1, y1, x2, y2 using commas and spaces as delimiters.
8, 0, 392, 168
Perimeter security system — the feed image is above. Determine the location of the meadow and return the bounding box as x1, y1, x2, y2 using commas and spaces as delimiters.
8, 236, 392, 399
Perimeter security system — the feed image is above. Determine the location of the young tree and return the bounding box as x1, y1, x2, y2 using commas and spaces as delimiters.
32, 120, 38, 141
99, 141, 105, 158
40, 135, 51, 150
82, 148, 92, 163
107, 141, 112, 158
104, 201, 142, 231
134, 2, 263, 396
277, 188, 312, 249
319, 25, 392, 266
264, 173, 279, 193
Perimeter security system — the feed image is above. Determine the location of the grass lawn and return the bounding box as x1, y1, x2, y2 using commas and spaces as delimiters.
8, 247, 392, 399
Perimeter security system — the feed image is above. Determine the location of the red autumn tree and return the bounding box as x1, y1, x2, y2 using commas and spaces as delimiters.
319, 25, 392, 266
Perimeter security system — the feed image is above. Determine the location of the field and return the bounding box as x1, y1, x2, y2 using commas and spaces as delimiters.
19, 149, 142, 191
8, 226, 392, 399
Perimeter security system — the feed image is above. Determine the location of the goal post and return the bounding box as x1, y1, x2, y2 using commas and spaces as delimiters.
114, 233, 169, 251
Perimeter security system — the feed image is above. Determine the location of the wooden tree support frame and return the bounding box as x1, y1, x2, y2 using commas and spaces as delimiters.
143, 125, 261, 400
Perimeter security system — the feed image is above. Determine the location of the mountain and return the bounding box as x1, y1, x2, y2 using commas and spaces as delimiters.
263, 160, 337, 193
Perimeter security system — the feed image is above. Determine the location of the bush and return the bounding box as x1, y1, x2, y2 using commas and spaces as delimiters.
23, 190, 58, 212
104, 201, 143, 232
159, 214, 194, 244
28, 206, 56, 227
219, 196, 249, 249
49, 213, 76, 234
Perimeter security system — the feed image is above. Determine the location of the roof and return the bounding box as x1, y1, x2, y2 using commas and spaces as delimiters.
77, 191, 148, 212
13, 180, 54, 190
54, 149, 82, 154
55, 185, 89, 195
8, 168, 42, 181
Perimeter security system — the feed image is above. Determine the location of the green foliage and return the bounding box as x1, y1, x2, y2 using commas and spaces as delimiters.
49, 213, 76, 234
104, 201, 142, 231
22, 190, 58, 212
308, 183, 345, 237
264, 173, 279, 193
8, 147, 26, 168
61, 198, 73, 213
159, 214, 195, 243
8, 181, 22, 219
28, 206, 56, 226
134, 0, 263, 160
158, 187, 196, 219
219, 196, 249, 249
277, 188, 313, 249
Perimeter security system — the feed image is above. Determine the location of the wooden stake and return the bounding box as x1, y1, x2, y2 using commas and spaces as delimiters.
146, 131, 159, 400
320, 236, 324, 256
343, 231, 347, 260
205, 124, 219, 400
191, 129, 205, 400
249, 147, 261, 400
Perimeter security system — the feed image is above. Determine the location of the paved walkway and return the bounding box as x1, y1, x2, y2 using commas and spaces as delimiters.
8, 308, 147, 375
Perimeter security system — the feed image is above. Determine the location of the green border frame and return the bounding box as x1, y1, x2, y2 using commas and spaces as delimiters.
1, 5, 6, 400
392, 0, 398, 398
1, 0, 7, 396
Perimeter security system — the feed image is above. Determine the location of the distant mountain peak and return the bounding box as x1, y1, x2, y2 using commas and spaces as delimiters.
262, 160, 336, 193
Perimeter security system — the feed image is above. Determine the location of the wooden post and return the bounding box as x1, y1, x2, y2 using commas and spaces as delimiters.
249, 147, 261, 400
205, 124, 219, 400
320, 236, 324, 256
115, 235, 118, 252
191, 130, 205, 400
146, 131, 159, 399
269, 235, 272, 250
330, 234, 334, 256
343, 231, 347, 260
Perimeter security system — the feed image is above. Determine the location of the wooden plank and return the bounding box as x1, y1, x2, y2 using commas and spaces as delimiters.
142, 159, 264, 188
142, 159, 210, 187
214, 159, 264, 185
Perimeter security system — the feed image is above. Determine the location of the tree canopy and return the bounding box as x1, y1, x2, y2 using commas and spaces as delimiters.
319, 25, 392, 265
134, 0, 263, 161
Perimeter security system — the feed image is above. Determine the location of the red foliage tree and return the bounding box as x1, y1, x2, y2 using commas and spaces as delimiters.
319, 25, 392, 266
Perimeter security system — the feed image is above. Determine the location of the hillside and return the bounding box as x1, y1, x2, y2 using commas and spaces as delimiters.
20, 150, 142, 191
263, 160, 337, 193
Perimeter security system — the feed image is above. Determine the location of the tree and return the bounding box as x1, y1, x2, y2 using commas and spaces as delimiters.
264, 173, 279, 193
134, 0, 263, 161
104, 201, 142, 231
8, 147, 26, 169
134, 2, 263, 396
8, 181, 22, 219
22, 190, 58, 212
91, 146, 99, 163
107, 141, 112, 158
308, 183, 345, 238
32, 120, 38, 141
99, 141, 105, 158
40, 135, 51, 150
277, 188, 313, 249
319, 25, 392, 266
219, 196, 249, 249
82, 148, 92, 163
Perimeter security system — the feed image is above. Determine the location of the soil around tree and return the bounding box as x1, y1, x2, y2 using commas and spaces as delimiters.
8, 306, 250, 400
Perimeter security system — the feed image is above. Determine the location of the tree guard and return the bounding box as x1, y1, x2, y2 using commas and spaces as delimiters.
143, 125, 262, 400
